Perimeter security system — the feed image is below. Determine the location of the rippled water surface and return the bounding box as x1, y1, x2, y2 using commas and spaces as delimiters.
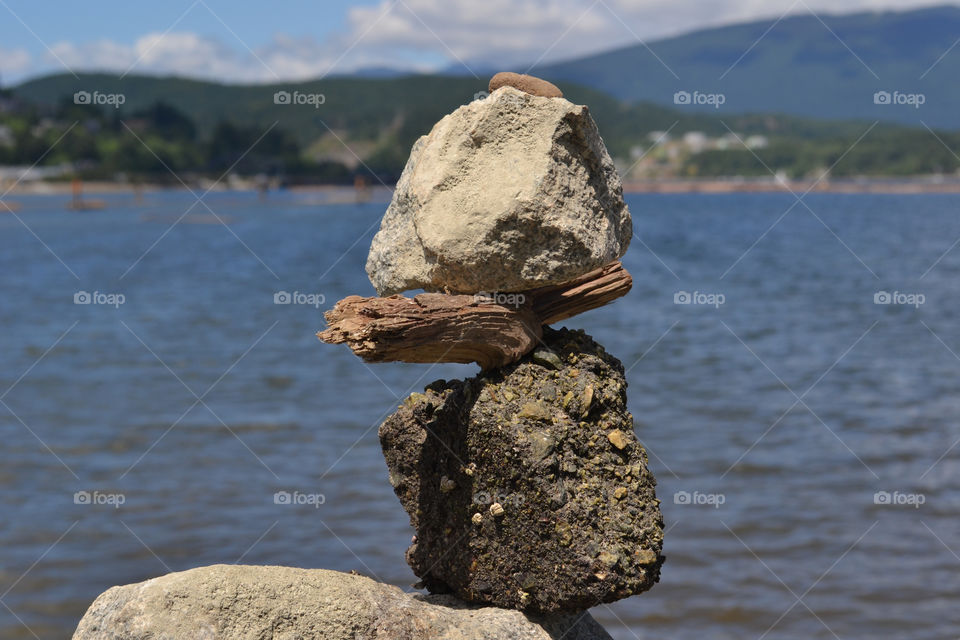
2, 190, 959, 639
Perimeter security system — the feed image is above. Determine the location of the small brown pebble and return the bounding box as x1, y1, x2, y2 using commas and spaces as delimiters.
472, 512, 483, 525
613, 487, 628, 500
607, 429, 630, 450
489, 502, 505, 517
489, 71, 563, 98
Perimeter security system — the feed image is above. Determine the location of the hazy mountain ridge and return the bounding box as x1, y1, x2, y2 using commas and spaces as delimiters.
534, 5, 960, 128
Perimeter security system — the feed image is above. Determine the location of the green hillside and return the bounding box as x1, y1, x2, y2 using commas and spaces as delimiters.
5, 72, 960, 181
12, 73, 740, 159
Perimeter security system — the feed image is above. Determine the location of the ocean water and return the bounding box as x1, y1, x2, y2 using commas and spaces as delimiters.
1, 190, 959, 639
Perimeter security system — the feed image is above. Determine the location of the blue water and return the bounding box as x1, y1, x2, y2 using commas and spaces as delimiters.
1, 190, 959, 639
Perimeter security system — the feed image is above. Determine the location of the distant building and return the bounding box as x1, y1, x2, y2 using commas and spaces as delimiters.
716, 132, 742, 150
745, 135, 769, 149
682, 131, 708, 153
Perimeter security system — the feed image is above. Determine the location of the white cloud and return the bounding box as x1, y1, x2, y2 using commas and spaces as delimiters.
0, 46, 33, 81
46, 34, 275, 82
10, 0, 955, 83
344, 0, 953, 69
37, 29, 438, 83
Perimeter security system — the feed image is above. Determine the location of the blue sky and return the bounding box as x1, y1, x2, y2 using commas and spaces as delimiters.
0, 1, 354, 49
1, 0, 952, 85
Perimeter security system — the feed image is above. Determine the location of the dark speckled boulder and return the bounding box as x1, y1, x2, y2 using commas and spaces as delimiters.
379, 327, 664, 613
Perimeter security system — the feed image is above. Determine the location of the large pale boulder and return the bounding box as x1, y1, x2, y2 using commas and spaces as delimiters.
73, 564, 612, 640
379, 327, 664, 613
366, 87, 631, 296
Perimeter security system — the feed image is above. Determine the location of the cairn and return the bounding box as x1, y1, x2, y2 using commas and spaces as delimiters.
72, 72, 664, 640
321, 73, 664, 619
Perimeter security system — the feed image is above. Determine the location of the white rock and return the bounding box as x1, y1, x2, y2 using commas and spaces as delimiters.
72, 564, 613, 640
366, 87, 631, 295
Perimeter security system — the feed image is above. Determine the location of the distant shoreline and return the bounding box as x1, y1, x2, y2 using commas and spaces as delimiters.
4, 178, 960, 197
622, 178, 960, 194
1, 182, 382, 195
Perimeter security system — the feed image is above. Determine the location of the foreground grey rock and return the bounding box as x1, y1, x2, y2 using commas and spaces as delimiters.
380, 327, 664, 613
366, 87, 631, 296
73, 564, 612, 640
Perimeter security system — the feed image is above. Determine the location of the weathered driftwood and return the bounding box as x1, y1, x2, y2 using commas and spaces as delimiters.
318, 261, 632, 369
530, 261, 632, 324
318, 293, 543, 369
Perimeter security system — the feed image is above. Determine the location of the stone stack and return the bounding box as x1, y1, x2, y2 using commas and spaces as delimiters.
347, 73, 665, 618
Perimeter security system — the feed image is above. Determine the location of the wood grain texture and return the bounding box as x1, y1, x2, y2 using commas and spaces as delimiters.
318, 261, 632, 369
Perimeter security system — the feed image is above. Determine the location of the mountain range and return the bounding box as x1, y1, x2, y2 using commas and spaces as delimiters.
13, 5, 960, 131
534, 5, 960, 128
